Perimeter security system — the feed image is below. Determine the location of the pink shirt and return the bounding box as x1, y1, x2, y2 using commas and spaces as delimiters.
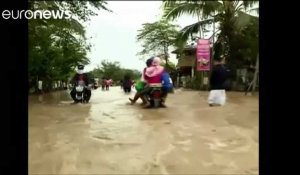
144, 65, 164, 85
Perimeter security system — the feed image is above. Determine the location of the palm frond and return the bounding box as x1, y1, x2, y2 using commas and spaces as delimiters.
163, 2, 202, 20
199, 1, 223, 18
242, 0, 258, 11
246, 7, 259, 16
162, 0, 198, 8
163, 1, 222, 20
162, 0, 180, 7
177, 18, 216, 44
173, 36, 187, 53
235, 10, 258, 30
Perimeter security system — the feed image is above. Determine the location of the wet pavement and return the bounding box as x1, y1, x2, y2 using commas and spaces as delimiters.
29, 87, 258, 175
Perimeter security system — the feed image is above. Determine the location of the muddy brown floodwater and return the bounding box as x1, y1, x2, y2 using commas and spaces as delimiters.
29, 87, 258, 175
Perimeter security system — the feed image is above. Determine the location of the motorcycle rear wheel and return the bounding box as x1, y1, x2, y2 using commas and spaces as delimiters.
153, 99, 161, 108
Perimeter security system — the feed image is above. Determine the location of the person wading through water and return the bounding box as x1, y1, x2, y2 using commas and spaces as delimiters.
208, 56, 230, 106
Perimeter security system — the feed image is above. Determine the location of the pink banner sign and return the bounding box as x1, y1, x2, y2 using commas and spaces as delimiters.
196, 39, 211, 71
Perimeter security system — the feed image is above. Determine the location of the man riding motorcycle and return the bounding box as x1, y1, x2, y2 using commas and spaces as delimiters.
70, 65, 92, 103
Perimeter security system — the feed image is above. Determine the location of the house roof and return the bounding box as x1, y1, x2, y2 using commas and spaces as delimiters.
172, 36, 216, 54
171, 45, 196, 54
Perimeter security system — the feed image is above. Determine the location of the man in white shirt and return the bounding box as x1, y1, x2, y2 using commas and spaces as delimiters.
38, 80, 43, 94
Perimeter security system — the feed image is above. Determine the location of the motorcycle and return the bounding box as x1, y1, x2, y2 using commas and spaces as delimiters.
74, 80, 89, 103
147, 86, 163, 108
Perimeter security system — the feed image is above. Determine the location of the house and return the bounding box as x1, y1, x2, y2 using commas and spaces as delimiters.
172, 43, 212, 88
171, 45, 197, 78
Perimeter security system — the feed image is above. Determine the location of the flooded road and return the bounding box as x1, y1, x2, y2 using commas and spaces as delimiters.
29, 87, 258, 175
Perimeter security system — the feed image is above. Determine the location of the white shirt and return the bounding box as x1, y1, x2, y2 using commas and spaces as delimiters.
38, 80, 42, 90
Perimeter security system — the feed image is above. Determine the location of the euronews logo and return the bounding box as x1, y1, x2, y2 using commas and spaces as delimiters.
2, 10, 72, 19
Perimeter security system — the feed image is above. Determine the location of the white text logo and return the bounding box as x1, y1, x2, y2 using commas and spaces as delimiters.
2, 10, 72, 20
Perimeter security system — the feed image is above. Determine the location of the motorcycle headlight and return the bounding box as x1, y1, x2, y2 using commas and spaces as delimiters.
76, 86, 84, 92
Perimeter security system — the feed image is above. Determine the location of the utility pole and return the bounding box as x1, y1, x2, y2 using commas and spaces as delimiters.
251, 54, 259, 93
245, 54, 259, 95
208, 17, 216, 90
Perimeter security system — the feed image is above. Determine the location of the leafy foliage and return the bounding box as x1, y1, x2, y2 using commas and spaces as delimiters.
28, 1, 111, 91
162, 0, 259, 68
89, 60, 141, 82
136, 19, 180, 67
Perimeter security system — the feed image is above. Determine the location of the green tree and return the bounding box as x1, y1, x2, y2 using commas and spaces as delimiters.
136, 19, 180, 68
28, 1, 111, 92
160, 60, 177, 72
98, 60, 122, 80
90, 66, 104, 79
162, 0, 258, 66
89, 60, 141, 82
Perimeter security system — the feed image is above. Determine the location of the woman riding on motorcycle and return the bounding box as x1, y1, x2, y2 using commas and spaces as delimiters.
140, 56, 165, 108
